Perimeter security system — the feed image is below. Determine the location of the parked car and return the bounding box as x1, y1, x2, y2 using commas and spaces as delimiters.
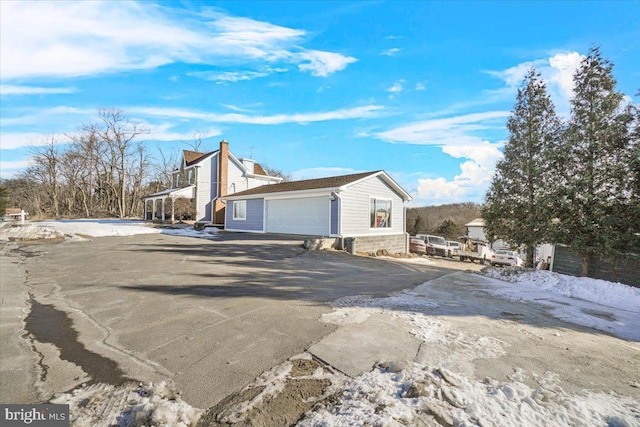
415, 234, 448, 257
409, 238, 427, 255
445, 241, 460, 258
490, 250, 524, 267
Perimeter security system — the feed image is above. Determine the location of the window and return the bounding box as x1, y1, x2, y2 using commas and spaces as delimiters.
370, 198, 391, 228
233, 200, 247, 220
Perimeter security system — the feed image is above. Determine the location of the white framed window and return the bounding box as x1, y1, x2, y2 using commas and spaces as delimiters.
370, 198, 392, 228
233, 200, 247, 220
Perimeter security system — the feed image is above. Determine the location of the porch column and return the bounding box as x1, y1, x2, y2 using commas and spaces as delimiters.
171, 197, 175, 222
152, 199, 156, 220
161, 197, 166, 221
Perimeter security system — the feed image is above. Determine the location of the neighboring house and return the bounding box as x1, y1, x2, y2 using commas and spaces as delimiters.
222, 170, 412, 254
143, 141, 282, 223
465, 217, 554, 262
465, 218, 489, 242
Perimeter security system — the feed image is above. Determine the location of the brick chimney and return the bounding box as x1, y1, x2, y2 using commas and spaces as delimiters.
214, 140, 229, 224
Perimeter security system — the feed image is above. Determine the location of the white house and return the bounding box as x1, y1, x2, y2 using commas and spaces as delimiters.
143, 141, 282, 223
465, 217, 554, 263
222, 171, 412, 254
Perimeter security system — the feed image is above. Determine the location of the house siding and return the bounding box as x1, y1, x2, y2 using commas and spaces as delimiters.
331, 198, 339, 235
196, 156, 213, 222
228, 158, 250, 194
226, 198, 264, 231
340, 176, 405, 236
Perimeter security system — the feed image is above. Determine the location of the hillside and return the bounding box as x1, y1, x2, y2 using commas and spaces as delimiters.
406, 202, 482, 239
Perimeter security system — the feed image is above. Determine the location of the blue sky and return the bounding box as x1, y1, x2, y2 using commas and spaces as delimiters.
1, 1, 639, 206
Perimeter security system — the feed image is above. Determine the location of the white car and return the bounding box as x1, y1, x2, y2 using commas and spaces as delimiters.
445, 241, 460, 257
415, 234, 448, 257
490, 250, 524, 267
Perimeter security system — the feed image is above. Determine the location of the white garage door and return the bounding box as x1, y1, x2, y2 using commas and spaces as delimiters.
266, 197, 329, 235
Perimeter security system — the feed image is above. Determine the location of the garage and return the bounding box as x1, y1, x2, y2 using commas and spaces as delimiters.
266, 197, 329, 235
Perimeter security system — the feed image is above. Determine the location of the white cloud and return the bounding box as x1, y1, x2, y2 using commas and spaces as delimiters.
387, 80, 404, 93
189, 70, 269, 82
129, 105, 385, 125
373, 113, 507, 205
145, 123, 221, 142
0, 159, 33, 170
486, 52, 585, 112
1, 2, 356, 80
374, 111, 509, 146
547, 52, 584, 101
414, 141, 504, 205
0, 132, 55, 150
297, 50, 357, 77
415, 82, 426, 91
189, 67, 288, 83
1, 106, 92, 127
380, 48, 401, 56
1, 85, 77, 95
290, 167, 361, 181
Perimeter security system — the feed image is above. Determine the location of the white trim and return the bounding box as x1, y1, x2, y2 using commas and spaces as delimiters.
225, 188, 333, 201
341, 232, 407, 238
233, 200, 247, 220
369, 196, 393, 230
225, 228, 266, 234
339, 171, 412, 201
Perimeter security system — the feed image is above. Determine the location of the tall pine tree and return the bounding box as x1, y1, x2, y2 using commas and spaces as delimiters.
483, 69, 562, 268
551, 47, 636, 275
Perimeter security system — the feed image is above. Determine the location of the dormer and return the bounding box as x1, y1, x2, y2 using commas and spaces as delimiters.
240, 158, 255, 174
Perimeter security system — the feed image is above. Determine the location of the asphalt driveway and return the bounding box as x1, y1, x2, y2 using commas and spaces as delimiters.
4, 232, 458, 407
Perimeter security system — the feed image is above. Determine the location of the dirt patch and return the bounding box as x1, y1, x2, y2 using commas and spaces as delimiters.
197, 355, 345, 427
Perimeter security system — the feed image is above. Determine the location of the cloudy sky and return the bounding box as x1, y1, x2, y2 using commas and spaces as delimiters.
1, 1, 638, 205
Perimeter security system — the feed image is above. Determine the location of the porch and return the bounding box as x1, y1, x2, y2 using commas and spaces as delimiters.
143, 185, 196, 222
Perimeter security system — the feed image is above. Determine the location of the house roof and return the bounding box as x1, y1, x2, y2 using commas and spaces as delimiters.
226, 170, 404, 199
183, 150, 217, 166
465, 218, 485, 227
253, 163, 267, 176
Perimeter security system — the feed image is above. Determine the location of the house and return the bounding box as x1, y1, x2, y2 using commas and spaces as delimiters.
465, 217, 554, 262
223, 170, 412, 254
143, 140, 282, 223
465, 218, 489, 242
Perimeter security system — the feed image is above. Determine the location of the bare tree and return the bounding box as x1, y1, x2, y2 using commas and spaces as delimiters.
30, 136, 61, 217
83, 109, 149, 217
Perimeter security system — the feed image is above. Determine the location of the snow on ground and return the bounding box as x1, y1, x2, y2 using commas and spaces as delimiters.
51, 381, 202, 427
0, 219, 220, 241
298, 364, 640, 427
482, 268, 640, 312
298, 273, 640, 426
479, 268, 640, 341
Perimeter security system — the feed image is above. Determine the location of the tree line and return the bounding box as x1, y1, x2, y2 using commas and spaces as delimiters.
483, 47, 639, 273
1, 109, 173, 219
406, 202, 481, 239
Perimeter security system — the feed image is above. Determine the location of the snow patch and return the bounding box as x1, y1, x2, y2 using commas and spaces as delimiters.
297, 365, 640, 427
482, 268, 640, 312
479, 268, 640, 340
50, 382, 202, 427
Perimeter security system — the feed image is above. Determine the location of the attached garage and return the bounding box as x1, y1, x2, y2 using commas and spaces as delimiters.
266, 197, 329, 235
223, 171, 412, 253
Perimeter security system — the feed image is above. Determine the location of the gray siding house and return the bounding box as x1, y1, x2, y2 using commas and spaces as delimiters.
223, 171, 412, 254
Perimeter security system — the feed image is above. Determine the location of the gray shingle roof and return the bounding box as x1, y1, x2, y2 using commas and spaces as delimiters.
228, 171, 381, 197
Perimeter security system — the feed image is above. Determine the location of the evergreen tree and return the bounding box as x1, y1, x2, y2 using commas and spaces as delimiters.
483, 68, 562, 267
551, 47, 636, 275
